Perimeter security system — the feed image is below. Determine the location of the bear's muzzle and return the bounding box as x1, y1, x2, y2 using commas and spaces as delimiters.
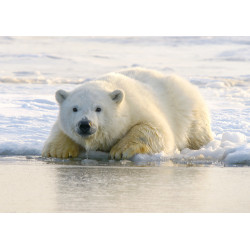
77, 120, 96, 137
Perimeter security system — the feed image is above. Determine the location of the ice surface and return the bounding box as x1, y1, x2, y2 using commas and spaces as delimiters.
0, 37, 250, 166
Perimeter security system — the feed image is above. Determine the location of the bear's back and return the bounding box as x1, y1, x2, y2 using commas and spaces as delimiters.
112, 68, 211, 150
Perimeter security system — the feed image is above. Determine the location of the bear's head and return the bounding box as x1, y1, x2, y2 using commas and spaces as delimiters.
55, 83, 126, 151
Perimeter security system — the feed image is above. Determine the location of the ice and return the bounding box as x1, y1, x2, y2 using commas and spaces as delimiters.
221, 132, 246, 144
0, 37, 250, 166
133, 132, 250, 166
173, 131, 250, 165
224, 145, 250, 165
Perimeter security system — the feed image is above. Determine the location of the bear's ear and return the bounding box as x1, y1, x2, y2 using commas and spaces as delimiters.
109, 89, 124, 104
56, 89, 69, 104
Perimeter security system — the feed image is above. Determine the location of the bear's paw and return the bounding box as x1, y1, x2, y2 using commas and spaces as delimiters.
110, 141, 151, 160
42, 133, 80, 158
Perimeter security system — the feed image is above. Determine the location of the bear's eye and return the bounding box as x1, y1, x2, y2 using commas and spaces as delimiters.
73, 107, 78, 112
95, 107, 102, 112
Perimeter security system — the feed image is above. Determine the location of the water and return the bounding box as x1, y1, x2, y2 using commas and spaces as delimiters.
1, 37, 250, 212
1, 156, 250, 212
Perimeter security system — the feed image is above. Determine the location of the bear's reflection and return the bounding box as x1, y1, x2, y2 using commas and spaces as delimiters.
52, 161, 210, 212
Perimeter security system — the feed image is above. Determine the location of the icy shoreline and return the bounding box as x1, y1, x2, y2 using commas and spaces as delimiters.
1, 77, 249, 166
0, 37, 249, 166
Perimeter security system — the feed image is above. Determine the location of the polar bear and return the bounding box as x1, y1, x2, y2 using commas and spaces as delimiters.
42, 67, 213, 160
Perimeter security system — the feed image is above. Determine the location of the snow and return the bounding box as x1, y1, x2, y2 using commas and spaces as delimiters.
0, 36, 250, 166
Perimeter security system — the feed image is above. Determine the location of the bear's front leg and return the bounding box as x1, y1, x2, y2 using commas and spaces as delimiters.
42, 130, 80, 158
110, 123, 166, 160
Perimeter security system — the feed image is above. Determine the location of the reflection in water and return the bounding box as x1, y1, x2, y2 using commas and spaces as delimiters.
1, 157, 250, 212
54, 165, 207, 212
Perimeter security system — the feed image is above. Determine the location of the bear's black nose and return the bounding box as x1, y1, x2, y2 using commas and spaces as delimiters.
78, 120, 92, 134
77, 120, 96, 136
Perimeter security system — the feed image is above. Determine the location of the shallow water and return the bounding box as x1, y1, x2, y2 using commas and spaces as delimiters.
1, 157, 250, 212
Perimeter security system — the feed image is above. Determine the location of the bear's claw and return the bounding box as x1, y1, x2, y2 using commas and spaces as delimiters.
42, 143, 79, 158
110, 142, 151, 160
42, 136, 80, 159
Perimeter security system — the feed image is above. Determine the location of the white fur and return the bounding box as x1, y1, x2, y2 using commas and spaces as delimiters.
43, 67, 213, 158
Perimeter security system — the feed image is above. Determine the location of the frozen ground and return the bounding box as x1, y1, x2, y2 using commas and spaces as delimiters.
0, 36, 250, 166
